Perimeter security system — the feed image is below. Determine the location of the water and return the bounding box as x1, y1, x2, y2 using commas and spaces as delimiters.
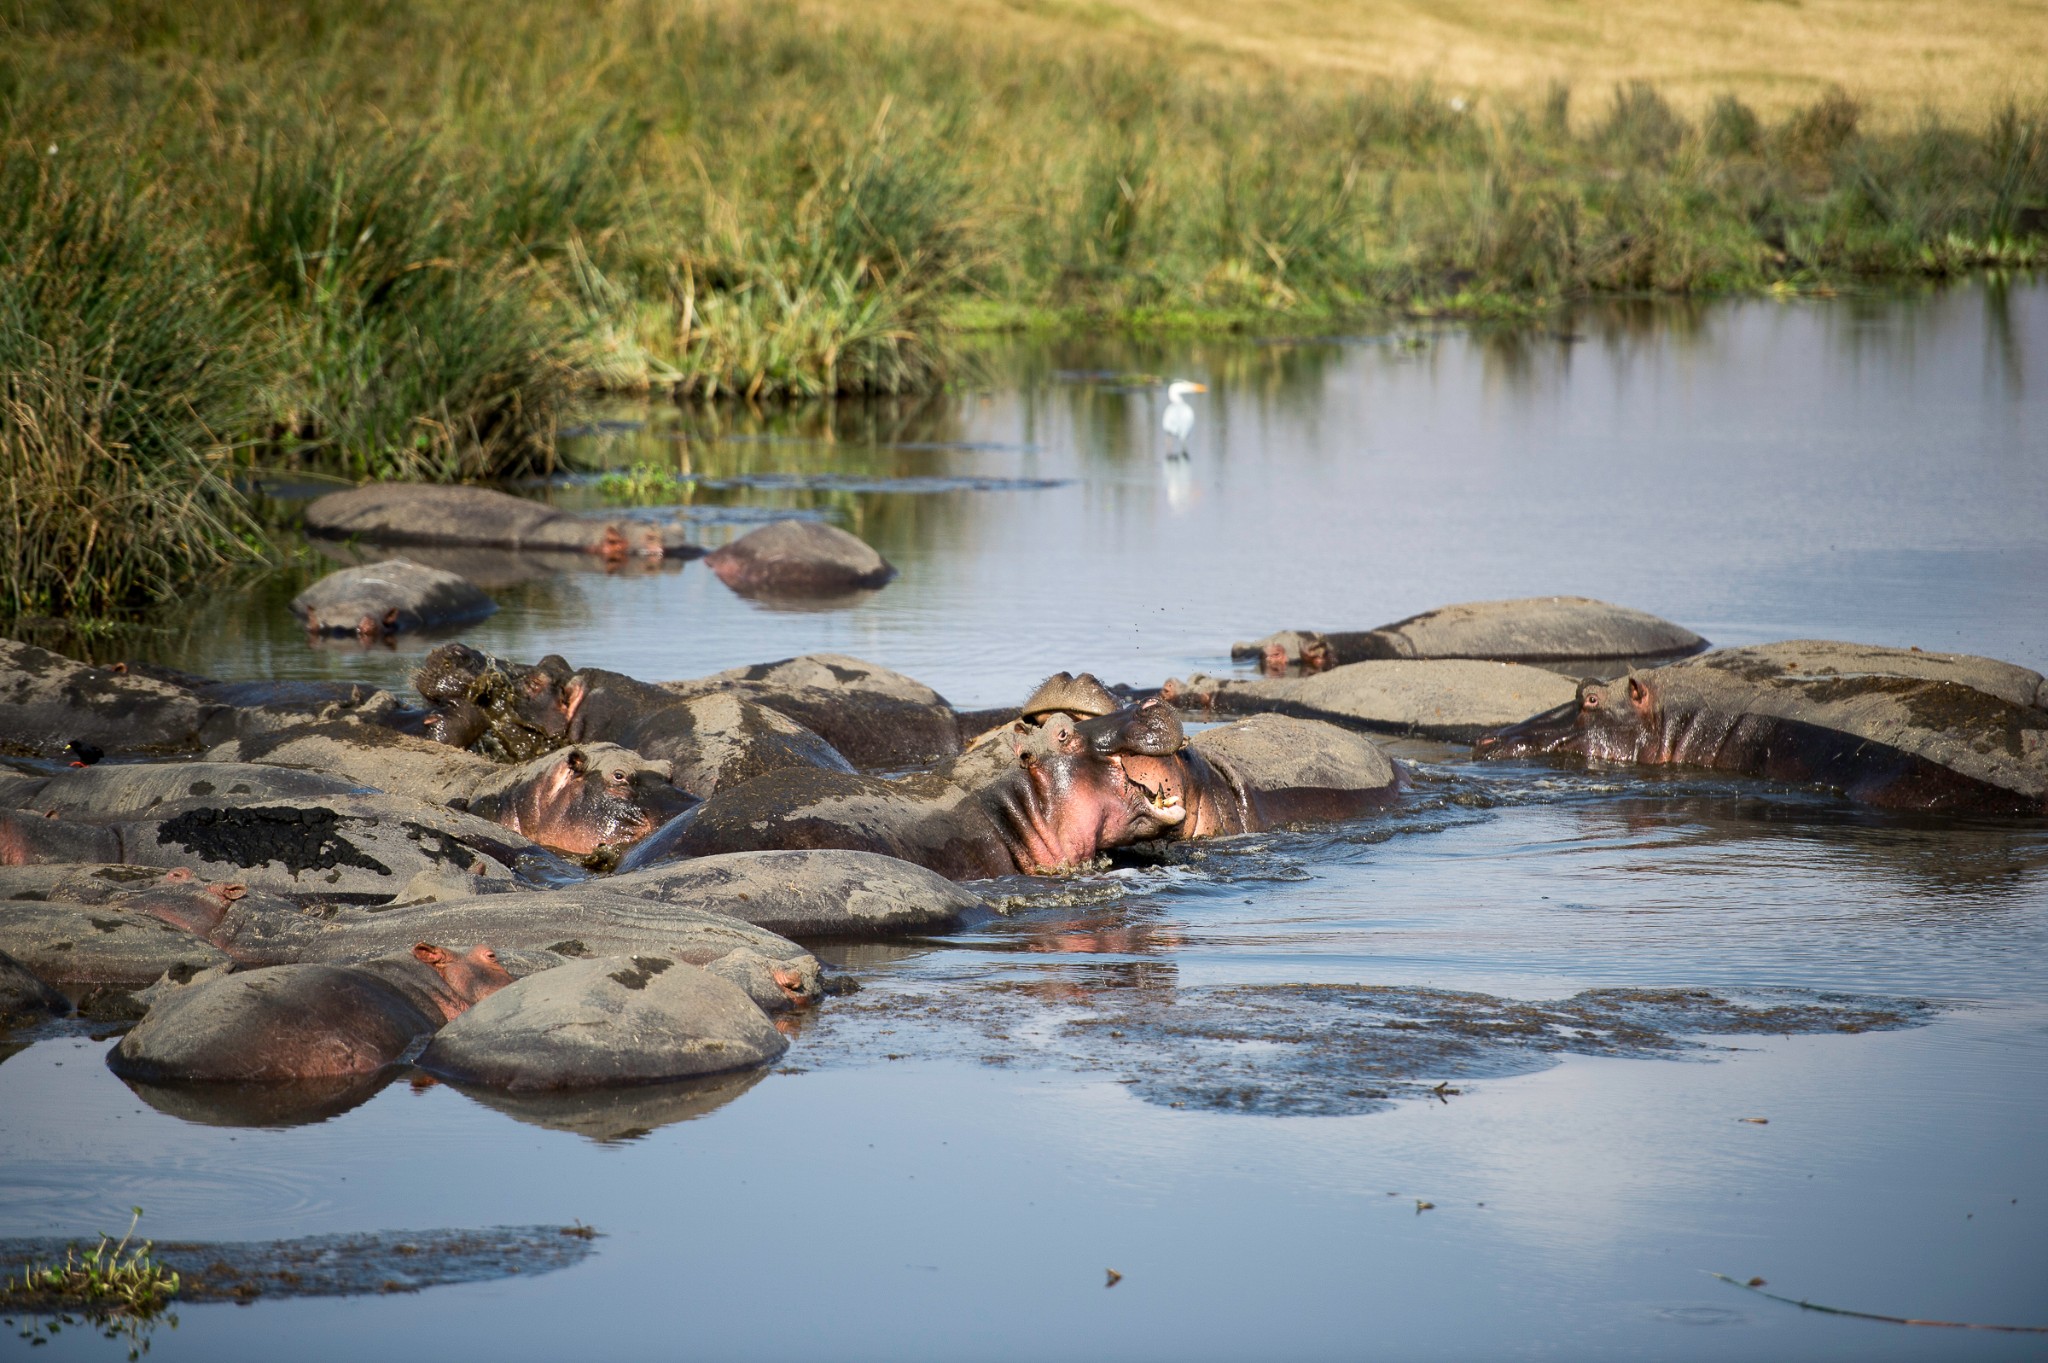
4, 280, 2046, 1360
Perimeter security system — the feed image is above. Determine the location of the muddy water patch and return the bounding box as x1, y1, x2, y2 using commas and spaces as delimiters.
799, 978, 1935, 1116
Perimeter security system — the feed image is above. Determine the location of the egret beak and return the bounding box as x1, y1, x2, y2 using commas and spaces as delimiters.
1190, 384, 1208, 393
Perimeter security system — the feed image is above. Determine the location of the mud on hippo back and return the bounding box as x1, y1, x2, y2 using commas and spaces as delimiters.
1474, 641, 2048, 815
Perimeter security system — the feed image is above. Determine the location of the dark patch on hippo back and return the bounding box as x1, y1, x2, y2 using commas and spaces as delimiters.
156, 806, 392, 877
190, 780, 216, 796
608, 956, 673, 990
547, 940, 591, 958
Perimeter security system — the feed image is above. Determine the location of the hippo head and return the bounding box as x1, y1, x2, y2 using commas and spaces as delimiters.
1473, 673, 1663, 763
410, 942, 515, 1020
480, 744, 698, 858
1001, 699, 1194, 870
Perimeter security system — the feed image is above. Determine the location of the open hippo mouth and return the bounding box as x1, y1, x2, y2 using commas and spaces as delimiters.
1114, 753, 1190, 834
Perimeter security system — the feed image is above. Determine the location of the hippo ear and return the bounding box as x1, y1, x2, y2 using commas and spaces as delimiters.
1627, 676, 1651, 711
413, 942, 452, 968
566, 748, 588, 774
563, 679, 587, 720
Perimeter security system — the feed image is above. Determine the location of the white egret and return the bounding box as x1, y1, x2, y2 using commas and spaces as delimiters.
1161, 380, 1207, 459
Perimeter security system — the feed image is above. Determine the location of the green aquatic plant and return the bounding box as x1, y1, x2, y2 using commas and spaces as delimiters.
2, 1208, 182, 1317
596, 458, 680, 501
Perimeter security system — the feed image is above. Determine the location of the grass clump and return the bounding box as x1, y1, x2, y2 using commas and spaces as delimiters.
0, 149, 265, 621
3, 1208, 181, 1319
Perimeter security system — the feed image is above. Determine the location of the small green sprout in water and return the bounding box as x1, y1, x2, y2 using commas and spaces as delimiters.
3, 1207, 181, 1317
596, 460, 678, 502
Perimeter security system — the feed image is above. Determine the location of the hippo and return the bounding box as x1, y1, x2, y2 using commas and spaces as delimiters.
621, 699, 1398, 879
209, 715, 690, 860
2, 761, 368, 817
600, 848, 989, 938
1164, 659, 1580, 742
302, 483, 698, 561
417, 955, 788, 1091
1472, 641, 2048, 815
1, 639, 232, 758
291, 559, 496, 639
560, 668, 854, 797
0, 792, 571, 900
109, 942, 513, 1082
702, 519, 896, 598
115, 875, 819, 976
1234, 597, 1708, 676
661, 654, 962, 771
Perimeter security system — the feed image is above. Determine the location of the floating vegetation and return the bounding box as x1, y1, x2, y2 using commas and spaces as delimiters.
1, 1223, 598, 1310
2, 1208, 179, 1356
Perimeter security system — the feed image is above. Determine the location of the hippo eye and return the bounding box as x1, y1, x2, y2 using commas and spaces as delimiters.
612, 769, 628, 783
1581, 691, 1599, 708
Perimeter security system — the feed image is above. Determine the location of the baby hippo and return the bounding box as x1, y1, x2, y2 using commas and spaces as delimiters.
109, 942, 512, 1083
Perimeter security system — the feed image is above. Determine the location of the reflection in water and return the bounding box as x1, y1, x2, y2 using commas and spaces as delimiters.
436, 1068, 766, 1143
121, 1070, 400, 1129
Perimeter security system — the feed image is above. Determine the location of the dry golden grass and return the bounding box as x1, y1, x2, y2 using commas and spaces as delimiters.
809, 0, 2047, 125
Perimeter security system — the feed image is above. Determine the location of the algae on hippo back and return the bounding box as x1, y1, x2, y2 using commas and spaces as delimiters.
154, 805, 394, 878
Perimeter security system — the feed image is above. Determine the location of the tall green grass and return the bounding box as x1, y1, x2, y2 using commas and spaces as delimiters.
0, 0, 2043, 626
0, 149, 262, 621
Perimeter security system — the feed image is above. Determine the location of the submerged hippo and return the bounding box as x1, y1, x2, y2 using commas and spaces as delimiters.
1164, 659, 1580, 742
1235, 597, 1707, 676
291, 559, 496, 639
109, 942, 513, 1082
624, 698, 1398, 878
303, 483, 696, 561
702, 520, 896, 598
418, 954, 788, 1091
1473, 641, 2048, 814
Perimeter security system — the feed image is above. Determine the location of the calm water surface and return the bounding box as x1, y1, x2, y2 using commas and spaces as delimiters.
3, 281, 2045, 1361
